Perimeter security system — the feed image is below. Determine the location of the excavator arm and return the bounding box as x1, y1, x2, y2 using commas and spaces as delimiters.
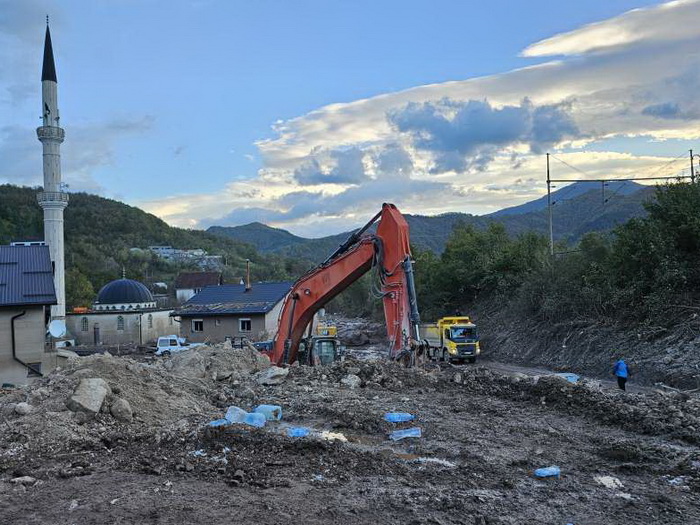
270, 203, 421, 365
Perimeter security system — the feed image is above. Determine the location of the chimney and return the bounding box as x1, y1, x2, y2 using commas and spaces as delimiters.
245, 259, 251, 292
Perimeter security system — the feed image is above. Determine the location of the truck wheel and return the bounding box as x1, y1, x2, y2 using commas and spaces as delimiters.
162, 351, 171, 357
442, 349, 449, 363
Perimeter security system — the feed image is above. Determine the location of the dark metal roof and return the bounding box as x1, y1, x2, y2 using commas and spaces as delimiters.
42, 26, 57, 82
0, 245, 57, 307
96, 278, 154, 305
176, 281, 292, 317
174, 272, 222, 290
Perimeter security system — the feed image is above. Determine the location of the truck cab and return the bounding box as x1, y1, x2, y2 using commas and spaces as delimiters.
441, 319, 480, 363
421, 316, 481, 363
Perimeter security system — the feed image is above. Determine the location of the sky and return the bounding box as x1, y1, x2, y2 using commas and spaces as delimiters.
2, 0, 700, 237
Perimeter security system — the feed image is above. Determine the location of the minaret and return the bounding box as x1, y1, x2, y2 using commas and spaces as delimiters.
36, 19, 68, 320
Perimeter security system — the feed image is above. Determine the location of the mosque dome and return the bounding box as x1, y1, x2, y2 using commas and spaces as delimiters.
94, 278, 155, 310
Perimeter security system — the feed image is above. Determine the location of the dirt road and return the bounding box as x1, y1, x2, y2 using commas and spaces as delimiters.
1, 352, 699, 524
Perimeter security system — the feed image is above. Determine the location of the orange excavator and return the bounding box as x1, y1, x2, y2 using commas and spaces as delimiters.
269, 203, 421, 366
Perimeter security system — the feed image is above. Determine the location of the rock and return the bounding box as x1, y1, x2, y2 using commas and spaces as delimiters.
110, 398, 133, 422
1, 403, 17, 417
14, 402, 32, 415
28, 388, 50, 404
66, 378, 111, 415
340, 330, 370, 346
453, 373, 463, 384
233, 469, 245, 480
346, 367, 361, 375
10, 476, 36, 486
255, 366, 289, 385
341, 374, 361, 389
71, 368, 97, 379
216, 371, 233, 381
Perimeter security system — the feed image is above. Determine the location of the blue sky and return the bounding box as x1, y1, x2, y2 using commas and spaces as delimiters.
2, 0, 699, 236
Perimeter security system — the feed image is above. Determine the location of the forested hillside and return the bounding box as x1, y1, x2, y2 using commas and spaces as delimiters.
415, 183, 699, 322
208, 182, 653, 261
0, 185, 310, 308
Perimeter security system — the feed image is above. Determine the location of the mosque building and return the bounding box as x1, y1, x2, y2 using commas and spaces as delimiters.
65, 276, 175, 346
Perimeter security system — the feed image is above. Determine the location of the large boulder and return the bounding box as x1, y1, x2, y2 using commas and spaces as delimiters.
110, 397, 133, 422
255, 366, 289, 385
66, 378, 111, 415
14, 402, 33, 415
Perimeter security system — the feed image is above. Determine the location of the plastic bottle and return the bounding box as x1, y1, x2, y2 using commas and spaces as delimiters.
389, 427, 422, 440
208, 418, 230, 427
225, 406, 247, 423
254, 404, 283, 421
287, 427, 310, 437
534, 466, 561, 478
243, 412, 267, 428
384, 412, 415, 423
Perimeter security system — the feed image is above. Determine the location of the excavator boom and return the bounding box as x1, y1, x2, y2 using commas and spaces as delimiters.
270, 203, 420, 365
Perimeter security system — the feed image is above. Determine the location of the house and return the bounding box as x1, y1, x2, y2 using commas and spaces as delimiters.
0, 245, 56, 385
65, 277, 175, 346
174, 281, 292, 343
174, 271, 223, 304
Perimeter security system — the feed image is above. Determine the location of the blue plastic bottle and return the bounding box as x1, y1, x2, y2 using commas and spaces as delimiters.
208, 418, 230, 427
534, 466, 561, 478
225, 406, 247, 423
287, 427, 310, 437
389, 427, 421, 440
384, 412, 415, 423
243, 412, 267, 428
254, 404, 283, 421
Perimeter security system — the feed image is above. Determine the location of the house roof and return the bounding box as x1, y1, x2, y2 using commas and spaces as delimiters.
0, 245, 57, 307
176, 281, 292, 317
174, 271, 222, 289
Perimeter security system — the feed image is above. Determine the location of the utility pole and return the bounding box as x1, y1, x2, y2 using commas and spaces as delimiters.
546, 153, 553, 256
691, 149, 696, 184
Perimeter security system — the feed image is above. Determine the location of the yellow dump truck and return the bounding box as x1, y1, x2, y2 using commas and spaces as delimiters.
420, 316, 480, 363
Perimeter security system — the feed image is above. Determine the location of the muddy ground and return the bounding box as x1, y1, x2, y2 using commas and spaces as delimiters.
475, 305, 700, 389
1, 346, 699, 524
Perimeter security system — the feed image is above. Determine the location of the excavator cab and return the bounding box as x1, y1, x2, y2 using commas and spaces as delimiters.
297, 336, 343, 366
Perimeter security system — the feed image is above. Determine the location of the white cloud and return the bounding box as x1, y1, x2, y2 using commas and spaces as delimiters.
522, 0, 700, 57
11, 0, 692, 238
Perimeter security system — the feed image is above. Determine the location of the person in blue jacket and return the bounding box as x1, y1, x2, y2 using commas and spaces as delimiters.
613, 358, 629, 391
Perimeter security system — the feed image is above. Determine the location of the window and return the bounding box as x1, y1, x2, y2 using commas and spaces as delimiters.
117, 316, 125, 331
27, 362, 42, 378
148, 314, 153, 329
81, 317, 88, 332
192, 319, 204, 332
239, 318, 252, 332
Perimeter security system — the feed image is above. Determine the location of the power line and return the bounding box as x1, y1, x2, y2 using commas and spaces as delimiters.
544, 151, 694, 256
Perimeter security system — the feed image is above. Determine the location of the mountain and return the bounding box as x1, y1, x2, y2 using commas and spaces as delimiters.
0, 184, 308, 307
491, 181, 645, 217
208, 222, 304, 252
208, 182, 654, 262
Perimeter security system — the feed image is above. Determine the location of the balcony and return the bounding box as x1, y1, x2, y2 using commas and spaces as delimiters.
36, 126, 65, 141
37, 192, 69, 205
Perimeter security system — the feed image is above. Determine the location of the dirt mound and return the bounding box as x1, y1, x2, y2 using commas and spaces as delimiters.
0, 345, 274, 459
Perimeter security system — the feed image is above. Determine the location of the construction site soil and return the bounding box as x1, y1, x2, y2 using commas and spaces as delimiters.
1, 345, 699, 524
